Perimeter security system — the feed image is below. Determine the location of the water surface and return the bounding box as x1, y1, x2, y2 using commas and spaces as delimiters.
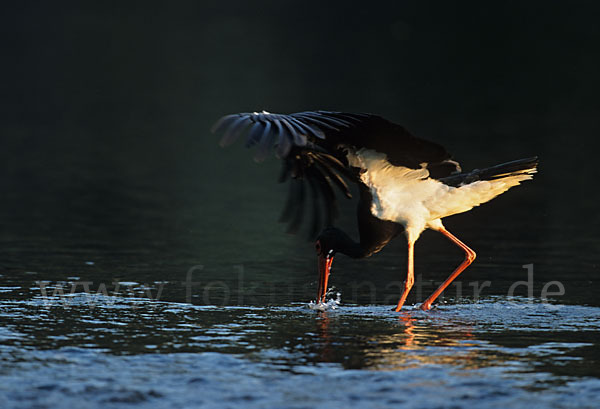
1, 293, 600, 408
2, 3, 600, 407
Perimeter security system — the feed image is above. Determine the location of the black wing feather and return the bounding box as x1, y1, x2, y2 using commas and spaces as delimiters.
311, 154, 352, 198
293, 113, 344, 131
246, 122, 264, 147
278, 117, 302, 146
213, 110, 458, 238
211, 114, 236, 134
217, 116, 248, 147
254, 121, 274, 162
307, 165, 338, 225
285, 116, 322, 141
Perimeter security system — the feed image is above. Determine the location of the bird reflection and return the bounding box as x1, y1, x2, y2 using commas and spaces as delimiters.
314, 311, 333, 362
365, 314, 479, 370
313, 309, 481, 371
397, 312, 416, 348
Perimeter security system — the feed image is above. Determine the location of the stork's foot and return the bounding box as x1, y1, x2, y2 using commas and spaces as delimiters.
394, 285, 413, 312
420, 302, 432, 311
392, 303, 413, 312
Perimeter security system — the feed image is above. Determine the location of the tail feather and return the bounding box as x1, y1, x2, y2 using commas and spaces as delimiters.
439, 157, 538, 187
427, 157, 538, 220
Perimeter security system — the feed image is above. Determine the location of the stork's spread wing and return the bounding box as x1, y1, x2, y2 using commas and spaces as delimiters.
212, 111, 372, 160
212, 110, 460, 237
213, 111, 369, 237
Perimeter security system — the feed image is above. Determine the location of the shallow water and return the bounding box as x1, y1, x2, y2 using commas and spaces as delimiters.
1, 288, 600, 408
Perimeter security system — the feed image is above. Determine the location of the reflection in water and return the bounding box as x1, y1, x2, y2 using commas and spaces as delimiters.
362, 313, 483, 371
316, 311, 333, 363
1, 292, 598, 372
1, 293, 600, 407
398, 312, 416, 348
312, 309, 481, 371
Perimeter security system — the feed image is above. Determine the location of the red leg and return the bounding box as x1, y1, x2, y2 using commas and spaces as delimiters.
421, 227, 476, 311
395, 239, 415, 311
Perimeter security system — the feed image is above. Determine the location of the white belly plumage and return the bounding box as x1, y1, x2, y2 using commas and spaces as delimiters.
347, 149, 535, 241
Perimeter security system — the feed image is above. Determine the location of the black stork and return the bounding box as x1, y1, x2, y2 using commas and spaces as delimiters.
212, 111, 537, 311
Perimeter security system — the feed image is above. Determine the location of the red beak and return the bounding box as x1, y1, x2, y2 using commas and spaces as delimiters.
317, 252, 334, 303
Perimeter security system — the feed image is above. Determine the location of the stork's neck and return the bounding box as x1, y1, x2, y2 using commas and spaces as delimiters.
324, 227, 368, 259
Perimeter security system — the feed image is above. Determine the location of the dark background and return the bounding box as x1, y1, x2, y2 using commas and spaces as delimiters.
1, 1, 598, 305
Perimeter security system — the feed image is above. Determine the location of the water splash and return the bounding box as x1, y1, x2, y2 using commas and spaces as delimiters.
308, 289, 341, 311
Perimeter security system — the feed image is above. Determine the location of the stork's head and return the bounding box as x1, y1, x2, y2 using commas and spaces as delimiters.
314, 228, 363, 304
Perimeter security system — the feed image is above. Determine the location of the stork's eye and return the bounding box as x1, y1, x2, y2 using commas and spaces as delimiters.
315, 241, 321, 254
